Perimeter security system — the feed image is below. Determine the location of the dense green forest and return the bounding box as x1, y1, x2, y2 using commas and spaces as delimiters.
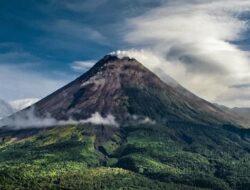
0, 122, 250, 190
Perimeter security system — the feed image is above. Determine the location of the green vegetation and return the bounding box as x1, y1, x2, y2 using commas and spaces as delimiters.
0, 122, 250, 190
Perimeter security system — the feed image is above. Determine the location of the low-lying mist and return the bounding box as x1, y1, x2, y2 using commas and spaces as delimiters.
0, 107, 118, 130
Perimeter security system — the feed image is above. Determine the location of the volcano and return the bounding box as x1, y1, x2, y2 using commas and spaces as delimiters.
1, 54, 250, 190
26, 54, 248, 128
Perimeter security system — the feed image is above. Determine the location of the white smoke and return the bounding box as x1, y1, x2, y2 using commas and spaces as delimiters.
0, 108, 118, 130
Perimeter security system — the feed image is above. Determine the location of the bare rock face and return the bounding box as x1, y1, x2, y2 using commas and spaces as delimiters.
30, 55, 248, 127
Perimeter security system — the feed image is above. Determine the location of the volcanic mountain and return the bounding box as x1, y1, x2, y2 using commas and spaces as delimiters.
25, 54, 248, 128
1, 54, 250, 190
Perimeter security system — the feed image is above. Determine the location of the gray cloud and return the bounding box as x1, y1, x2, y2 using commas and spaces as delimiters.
61, 0, 109, 12
0, 51, 42, 65
166, 45, 227, 74
40, 19, 107, 43
230, 83, 250, 89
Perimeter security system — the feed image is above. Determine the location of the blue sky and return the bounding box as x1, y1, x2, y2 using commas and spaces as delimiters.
0, 0, 164, 72
1, 0, 250, 107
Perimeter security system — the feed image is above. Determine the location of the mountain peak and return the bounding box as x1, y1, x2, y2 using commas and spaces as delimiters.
33, 54, 154, 122
87, 54, 140, 72
79, 54, 150, 88
109, 50, 138, 59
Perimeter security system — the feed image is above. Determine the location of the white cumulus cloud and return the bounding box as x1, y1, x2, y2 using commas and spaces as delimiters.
122, 0, 250, 107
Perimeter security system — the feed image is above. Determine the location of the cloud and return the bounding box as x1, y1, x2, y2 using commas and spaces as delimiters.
0, 107, 58, 129
39, 19, 107, 43
2, 0, 250, 108
53, 0, 166, 14
0, 64, 71, 101
139, 117, 156, 125
0, 99, 14, 119
34, 19, 111, 53
122, 0, 250, 107
81, 112, 118, 126
9, 98, 40, 111
229, 83, 250, 89
56, 20, 105, 42
71, 60, 96, 72
0, 51, 42, 65
127, 115, 156, 126
0, 108, 118, 129
61, 0, 109, 12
